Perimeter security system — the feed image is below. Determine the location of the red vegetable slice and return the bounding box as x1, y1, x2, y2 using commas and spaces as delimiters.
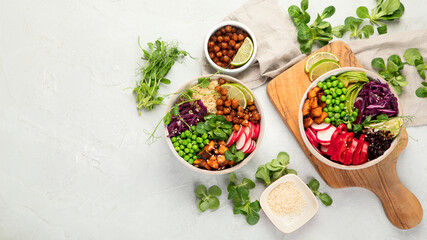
344, 139, 358, 165
358, 141, 369, 165
306, 129, 319, 148
336, 132, 354, 163
352, 134, 365, 165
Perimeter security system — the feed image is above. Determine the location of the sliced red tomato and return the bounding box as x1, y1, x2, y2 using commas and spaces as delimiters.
343, 139, 358, 165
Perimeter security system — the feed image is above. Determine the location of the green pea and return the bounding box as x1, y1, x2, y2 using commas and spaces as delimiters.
203, 139, 209, 145
173, 142, 179, 148
188, 153, 194, 158
193, 155, 197, 160
339, 95, 346, 102
331, 99, 335, 104
192, 145, 198, 151
317, 82, 323, 88
171, 137, 177, 142
322, 84, 328, 90
330, 87, 335, 93
321, 95, 327, 102
189, 149, 194, 153
188, 158, 194, 164
332, 93, 337, 98
185, 130, 191, 138
328, 112, 333, 117
199, 143, 205, 148
336, 119, 342, 125
352, 111, 358, 117
185, 148, 190, 154
332, 81, 338, 87
202, 133, 208, 139
335, 98, 340, 104
355, 108, 359, 113
326, 94, 332, 99
326, 82, 332, 88
330, 117, 335, 122
328, 106, 334, 112
178, 139, 183, 144
182, 140, 188, 146
341, 111, 346, 118
187, 143, 193, 149
191, 135, 197, 140
180, 145, 185, 150
325, 99, 331, 105
324, 90, 330, 95
174, 146, 180, 151
338, 82, 344, 88
342, 88, 347, 94
324, 117, 331, 123
334, 113, 341, 119
178, 150, 184, 157
196, 137, 203, 143
190, 125, 196, 131
184, 155, 190, 161
180, 133, 185, 139
326, 78, 332, 82
336, 89, 343, 95
192, 141, 197, 146
330, 76, 337, 80
339, 103, 345, 109
334, 106, 340, 112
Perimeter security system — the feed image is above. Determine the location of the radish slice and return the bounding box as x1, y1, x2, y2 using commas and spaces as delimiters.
226, 131, 237, 147
320, 145, 329, 155
248, 122, 255, 138
235, 127, 244, 140
243, 127, 252, 139
320, 141, 331, 146
254, 124, 260, 139
311, 122, 332, 131
305, 130, 318, 148
249, 140, 257, 153
242, 139, 254, 154
236, 132, 248, 150
317, 126, 337, 143
307, 128, 319, 143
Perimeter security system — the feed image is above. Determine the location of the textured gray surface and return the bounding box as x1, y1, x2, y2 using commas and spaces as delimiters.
0, 0, 426, 239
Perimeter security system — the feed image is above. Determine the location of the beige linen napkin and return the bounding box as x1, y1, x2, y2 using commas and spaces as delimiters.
201, 0, 427, 126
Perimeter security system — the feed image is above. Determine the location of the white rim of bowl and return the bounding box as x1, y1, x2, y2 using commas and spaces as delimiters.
204, 21, 257, 74
164, 74, 265, 175
298, 67, 403, 170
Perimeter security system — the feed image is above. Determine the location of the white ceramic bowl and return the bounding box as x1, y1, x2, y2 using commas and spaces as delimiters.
204, 21, 257, 75
260, 174, 319, 234
164, 74, 264, 175
298, 67, 403, 170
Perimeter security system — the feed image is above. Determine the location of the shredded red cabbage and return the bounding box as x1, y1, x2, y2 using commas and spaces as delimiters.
167, 100, 207, 137
354, 79, 398, 123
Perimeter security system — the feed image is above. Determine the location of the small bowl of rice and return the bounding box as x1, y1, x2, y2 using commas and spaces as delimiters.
164, 74, 265, 175
260, 174, 319, 233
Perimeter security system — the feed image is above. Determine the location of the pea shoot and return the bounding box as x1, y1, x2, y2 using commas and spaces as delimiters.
195, 185, 222, 212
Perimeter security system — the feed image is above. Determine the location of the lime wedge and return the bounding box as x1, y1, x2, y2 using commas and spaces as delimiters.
221, 84, 247, 108
231, 83, 254, 103
305, 52, 339, 73
230, 37, 254, 67
308, 59, 341, 82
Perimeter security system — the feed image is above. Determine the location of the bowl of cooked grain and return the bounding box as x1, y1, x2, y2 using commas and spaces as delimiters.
260, 174, 319, 233
164, 74, 265, 175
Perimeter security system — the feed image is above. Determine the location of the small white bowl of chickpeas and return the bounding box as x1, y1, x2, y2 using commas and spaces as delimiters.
204, 21, 257, 75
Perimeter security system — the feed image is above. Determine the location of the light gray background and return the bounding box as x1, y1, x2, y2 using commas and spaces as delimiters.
1, 0, 426, 239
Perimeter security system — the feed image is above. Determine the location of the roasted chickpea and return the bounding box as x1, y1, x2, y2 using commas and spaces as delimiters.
253, 113, 261, 121
216, 99, 224, 106
232, 117, 239, 124
229, 39, 236, 47
241, 119, 249, 127
232, 33, 238, 41
215, 86, 222, 92
234, 43, 241, 50
233, 124, 241, 132
227, 45, 233, 50
220, 88, 228, 96
231, 99, 239, 109
237, 106, 244, 112
209, 52, 215, 59
213, 57, 219, 63
251, 110, 258, 116
243, 33, 249, 38
213, 45, 220, 52
223, 55, 230, 63
237, 29, 243, 34
210, 36, 217, 42
208, 41, 215, 48
248, 105, 257, 111
218, 78, 226, 85
238, 34, 245, 41
247, 100, 254, 106
224, 35, 230, 42
237, 111, 244, 118
217, 110, 224, 115
217, 36, 224, 43
228, 51, 234, 58
243, 114, 250, 120
229, 65, 235, 69
225, 25, 232, 32
231, 27, 237, 33
224, 100, 231, 107
215, 30, 221, 36
221, 49, 228, 56
215, 61, 222, 67
230, 110, 237, 117
221, 95, 227, 100
217, 105, 224, 111
220, 27, 226, 33
221, 42, 228, 49
224, 107, 231, 114
216, 51, 223, 58
225, 115, 232, 122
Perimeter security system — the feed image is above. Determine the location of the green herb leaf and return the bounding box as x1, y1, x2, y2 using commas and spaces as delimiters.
416, 85, 427, 98
297, 24, 311, 41
321, 6, 335, 19
164, 113, 171, 125
198, 200, 210, 212
371, 58, 386, 71
404, 48, 423, 66
229, 172, 238, 184
224, 150, 236, 161
208, 185, 222, 197
356, 6, 370, 19
319, 193, 333, 206
307, 178, 320, 191
255, 165, 271, 186
160, 78, 171, 85
197, 77, 210, 88
288, 5, 302, 18
235, 151, 245, 162
285, 169, 298, 175
172, 104, 179, 116
332, 25, 348, 38
208, 197, 220, 210
246, 212, 260, 225
213, 128, 227, 140
195, 185, 207, 198
277, 152, 290, 165
377, 24, 387, 34
300, 0, 308, 12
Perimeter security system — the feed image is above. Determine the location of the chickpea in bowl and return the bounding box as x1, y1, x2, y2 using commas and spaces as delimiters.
164, 74, 264, 175
204, 21, 257, 75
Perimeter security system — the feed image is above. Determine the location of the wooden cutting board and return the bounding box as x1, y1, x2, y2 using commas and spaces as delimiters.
267, 41, 423, 229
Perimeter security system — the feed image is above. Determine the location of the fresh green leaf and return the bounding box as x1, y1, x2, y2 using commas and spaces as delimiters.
197, 77, 210, 88
277, 152, 290, 165
213, 128, 227, 140
229, 144, 237, 154
224, 150, 236, 161
235, 151, 245, 162
288, 5, 302, 18
195, 184, 207, 198
318, 193, 333, 206
356, 6, 370, 19
297, 24, 311, 41
246, 212, 260, 225
377, 24, 387, 34
360, 25, 374, 38
196, 122, 207, 135
285, 169, 298, 175
198, 200, 210, 212
416, 85, 427, 98
237, 187, 250, 202
321, 6, 335, 19
299, 39, 314, 55
332, 25, 348, 38
416, 62, 426, 80
404, 48, 423, 66
208, 197, 220, 210
172, 104, 179, 116
160, 78, 171, 85
208, 185, 222, 197
229, 172, 238, 184
371, 58, 386, 71
164, 113, 171, 125
307, 178, 320, 191
300, 0, 308, 12
255, 165, 271, 186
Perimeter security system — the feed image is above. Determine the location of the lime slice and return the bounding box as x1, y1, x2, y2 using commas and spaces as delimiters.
308, 59, 341, 82
221, 84, 247, 108
231, 83, 254, 103
230, 37, 254, 67
305, 52, 339, 73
